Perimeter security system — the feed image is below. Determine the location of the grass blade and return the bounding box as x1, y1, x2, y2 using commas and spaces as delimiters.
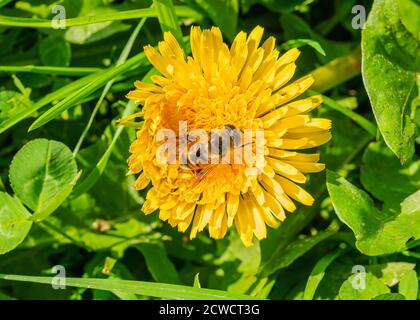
71, 101, 137, 197
153, 0, 185, 50
135, 243, 182, 285
260, 231, 335, 277
0, 65, 101, 76
0, 6, 201, 28
303, 249, 345, 300
28, 53, 149, 131
0, 0, 12, 8
190, 0, 238, 41
71, 65, 161, 197
0, 274, 257, 300
73, 17, 147, 156
0, 71, 105, 134
279, 39, 326, 56
309, 90, 378, 137
0, 63, 140, 134
0, 34, 189, 134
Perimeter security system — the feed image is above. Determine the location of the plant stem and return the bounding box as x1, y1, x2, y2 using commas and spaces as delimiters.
311, 91, 377, 137
39, 220, 87, 250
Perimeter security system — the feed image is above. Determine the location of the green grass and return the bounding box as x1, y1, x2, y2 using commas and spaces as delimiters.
0, 274, 256, 300
0, 6, 201, 28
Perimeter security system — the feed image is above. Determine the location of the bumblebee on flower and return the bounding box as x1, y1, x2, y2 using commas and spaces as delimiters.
121, 26, 331, 246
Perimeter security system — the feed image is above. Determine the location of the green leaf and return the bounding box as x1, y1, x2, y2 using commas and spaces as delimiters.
222, 234, 261, 294
339, 273, 390, 300
303, 249, 344, 300
362, 0, 419, 163
327, 171, 420, 255
372, 293, 406, 300
401, 188, 420, 216
368, 262, 416, 287
189, 0, 238, 41
399, 270, 419, 300
0, 274, 257, 300
397, 0, 420, 40
0, 90, 31, 122
327, 170, 383, 248
260, 231, 334, 276
9, 139, 78, 216
65, 21, 131, 45
241, 0, 307, 13
39, 36, 71, 67
135, 243, 181, 284
361, 141, 420, 208
279, 39, 326, 56
225, 233, 261, 275
31, 171, 81, 221
0, 192, 33, 255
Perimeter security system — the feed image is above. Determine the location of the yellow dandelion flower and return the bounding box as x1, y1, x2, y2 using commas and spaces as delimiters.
123, 26, 331, 247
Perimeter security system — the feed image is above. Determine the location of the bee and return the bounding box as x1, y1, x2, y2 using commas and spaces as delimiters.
186, 125, 243, 188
